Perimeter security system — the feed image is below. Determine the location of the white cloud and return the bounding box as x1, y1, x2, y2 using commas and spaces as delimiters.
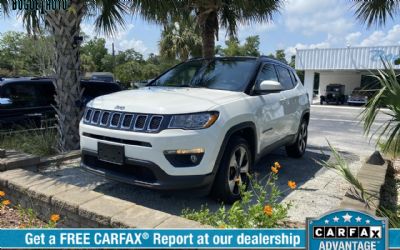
81, 22, 149, 55
118, 39, 148, 54
345, 32, 362, 46
285, 41, 330, 57
359, 24, 400, 46
283, 0, 353, 36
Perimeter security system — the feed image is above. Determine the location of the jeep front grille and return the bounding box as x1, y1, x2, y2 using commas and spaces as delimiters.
121, 114, 134, 129
110, 113, 122, 127
83, 108, 166, 133
100, 111, 110, 126
149, 116, 163, 131
92, 110, 100, 124
134, 115, 147, 130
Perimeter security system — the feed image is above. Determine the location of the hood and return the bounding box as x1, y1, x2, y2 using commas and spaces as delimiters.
89, 87, 245, 114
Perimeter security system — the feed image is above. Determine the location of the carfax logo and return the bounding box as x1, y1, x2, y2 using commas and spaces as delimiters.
307, 209, 388, 250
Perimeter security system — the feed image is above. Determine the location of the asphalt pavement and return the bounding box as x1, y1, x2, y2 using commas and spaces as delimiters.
39, 105, 390, 223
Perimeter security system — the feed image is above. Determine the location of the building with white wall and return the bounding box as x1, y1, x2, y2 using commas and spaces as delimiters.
295, 46, 400, 103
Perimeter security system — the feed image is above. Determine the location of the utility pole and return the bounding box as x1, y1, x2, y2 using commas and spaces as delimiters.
112, 42, 115, 73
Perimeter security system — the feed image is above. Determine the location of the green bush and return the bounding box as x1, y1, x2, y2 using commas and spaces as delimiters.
0, 128, 57, 157
182, 163, 294, 228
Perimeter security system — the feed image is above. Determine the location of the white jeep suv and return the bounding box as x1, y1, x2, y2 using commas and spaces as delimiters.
80, 57, 310, 202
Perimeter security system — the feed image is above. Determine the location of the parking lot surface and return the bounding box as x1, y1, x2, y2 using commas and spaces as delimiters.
39, 105, 390, 223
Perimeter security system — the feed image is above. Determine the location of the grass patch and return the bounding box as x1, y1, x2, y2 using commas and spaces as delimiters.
0, 128, 57, 157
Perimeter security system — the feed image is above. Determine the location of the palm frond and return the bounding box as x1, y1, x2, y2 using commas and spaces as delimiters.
19, 10, 45, 35
361, 60, 400, 157
0, 0, 8, 16
93, 0, 130, 36
351, 0, 400, 27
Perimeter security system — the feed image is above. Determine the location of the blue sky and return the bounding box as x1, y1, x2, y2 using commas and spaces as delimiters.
1, 0, 399, 59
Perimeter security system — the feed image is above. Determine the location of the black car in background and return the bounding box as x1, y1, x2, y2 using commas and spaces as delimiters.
0, 77, 121, 129
320, 84, 346, 105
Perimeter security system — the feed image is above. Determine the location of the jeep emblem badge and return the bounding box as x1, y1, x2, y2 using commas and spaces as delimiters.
115, 105, 125, 111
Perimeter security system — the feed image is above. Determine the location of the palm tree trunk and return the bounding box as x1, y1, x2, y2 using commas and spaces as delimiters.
45, 1, 85, 152
198, 9, 217, 60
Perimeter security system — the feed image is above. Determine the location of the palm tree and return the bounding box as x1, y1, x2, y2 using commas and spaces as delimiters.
0, 0, 130, 151
159, 15, 202, 61
137, 0, 282, 60
351, 0, 400, 26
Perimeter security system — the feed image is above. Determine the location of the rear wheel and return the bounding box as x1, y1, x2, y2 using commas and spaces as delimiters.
211, 136, 252, 203
286, 119, 308, 158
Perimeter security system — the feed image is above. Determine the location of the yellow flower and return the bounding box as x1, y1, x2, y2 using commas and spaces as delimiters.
0, 191, 5, 197
50, 214, 60, 223
218, 224, 226, 229
263, 205, 273, 216
271, 166, 278, 174
2, 199, 10, 206
288, 181, 297, 189
274, 162, 281, 169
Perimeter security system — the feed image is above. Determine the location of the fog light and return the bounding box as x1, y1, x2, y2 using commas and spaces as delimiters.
164, 148, 205, 168
190, 154, 198, 163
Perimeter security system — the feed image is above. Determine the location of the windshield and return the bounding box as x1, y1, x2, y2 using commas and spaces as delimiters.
151, 59, 256, 92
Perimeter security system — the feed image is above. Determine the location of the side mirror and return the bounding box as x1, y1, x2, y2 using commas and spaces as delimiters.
259, 80, 283, 91
0, 98, 12, 105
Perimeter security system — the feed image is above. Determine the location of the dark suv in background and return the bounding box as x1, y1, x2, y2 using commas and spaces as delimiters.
0, 77, 121, 129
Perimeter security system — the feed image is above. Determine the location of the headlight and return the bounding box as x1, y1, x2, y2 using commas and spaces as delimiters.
168, 112, 219, 130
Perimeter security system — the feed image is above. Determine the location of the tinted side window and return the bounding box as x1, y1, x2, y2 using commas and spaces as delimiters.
35, 82, 55, 106
290, 70, 298, 86
256, 64, 279, 89
276, 66, 294, 90
2, 83, 38, 108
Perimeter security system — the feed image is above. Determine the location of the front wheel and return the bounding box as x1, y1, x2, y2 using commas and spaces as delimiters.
286, 119, 308, 158
211, 136, 252, 203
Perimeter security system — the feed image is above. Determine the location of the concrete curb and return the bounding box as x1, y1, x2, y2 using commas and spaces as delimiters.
38, 150, 81, 167
0, 150, 80, 172
0, 168, 206, 228
339, 151, 388, 214
0, 151, 40, 172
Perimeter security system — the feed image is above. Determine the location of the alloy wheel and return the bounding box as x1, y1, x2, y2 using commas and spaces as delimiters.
298, 122, 308, 153
227, 145, 249, 195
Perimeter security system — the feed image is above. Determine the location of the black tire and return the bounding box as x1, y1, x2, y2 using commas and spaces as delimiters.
285, 119, 308, 158
211, 136, 252, 203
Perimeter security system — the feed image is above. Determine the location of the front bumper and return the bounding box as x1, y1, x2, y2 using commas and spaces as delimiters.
81, 150, 214, 190
79, 121, 224, 188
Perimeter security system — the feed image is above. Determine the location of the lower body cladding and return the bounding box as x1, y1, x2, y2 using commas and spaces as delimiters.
79, 123, 223, 191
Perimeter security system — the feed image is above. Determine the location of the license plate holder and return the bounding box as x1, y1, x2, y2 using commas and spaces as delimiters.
98, 142, 124, 165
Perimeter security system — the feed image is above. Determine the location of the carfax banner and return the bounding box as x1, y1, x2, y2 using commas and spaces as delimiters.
0, 210, 400, 249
